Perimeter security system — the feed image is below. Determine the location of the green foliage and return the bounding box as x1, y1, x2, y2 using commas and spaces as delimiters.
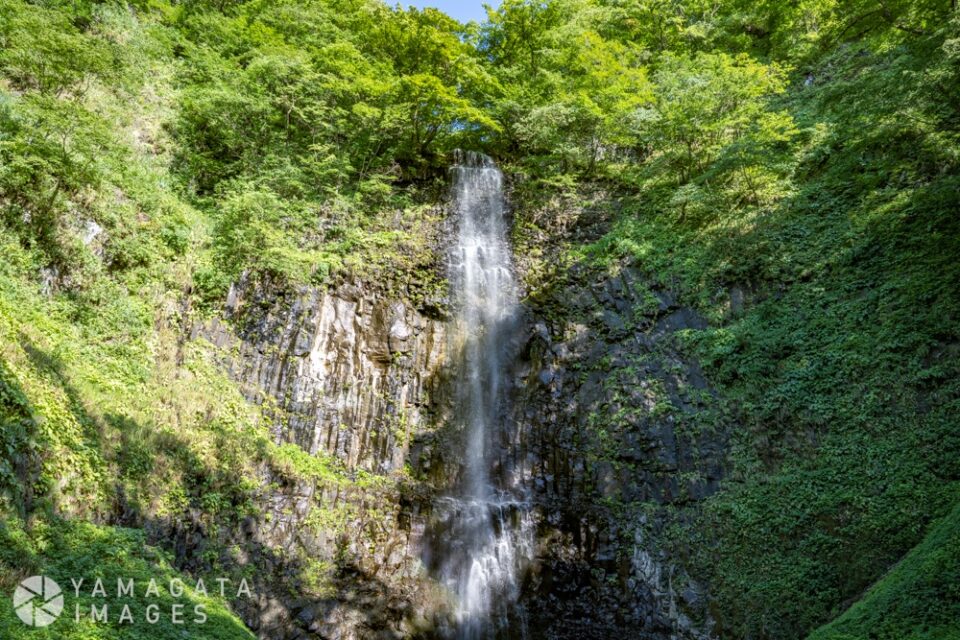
0, 0, 118, 96
0, 517, 255, 639
212, 188, 325, 283
700, 0, 954, 62
1, 0, 959, 638
481, 0, 652, 173
574, 10, 960, 639
0, 361, 39, 517
638, 52, 793, 186
0, 92, 112, 267
808, 502, 960, 640
167, 0, 492, 291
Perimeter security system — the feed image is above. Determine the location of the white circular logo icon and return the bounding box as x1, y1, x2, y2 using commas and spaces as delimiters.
13, 575, 63, 627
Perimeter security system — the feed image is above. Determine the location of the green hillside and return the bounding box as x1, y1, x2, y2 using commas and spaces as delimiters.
1, 0, 958, 638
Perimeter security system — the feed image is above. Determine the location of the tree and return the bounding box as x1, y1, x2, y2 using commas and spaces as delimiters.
637, 52, 790, 184
482, 0, 652, 173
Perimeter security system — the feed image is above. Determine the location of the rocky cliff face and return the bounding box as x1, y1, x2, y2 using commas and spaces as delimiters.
177, 275, 454, 639
208, 275, 448, 474
512, 262, 727, 640
171, 190, 730, 640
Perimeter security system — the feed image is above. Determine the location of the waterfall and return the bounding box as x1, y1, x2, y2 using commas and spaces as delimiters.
432, 151, 533, 639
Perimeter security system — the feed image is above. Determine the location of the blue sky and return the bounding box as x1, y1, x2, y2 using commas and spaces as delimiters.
402, 1, 499, 24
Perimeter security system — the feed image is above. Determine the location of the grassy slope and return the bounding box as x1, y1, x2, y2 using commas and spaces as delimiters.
0, 518, 254, 639
0, 0, 265, 525
570, 30, 960, 640
0, 5, 265, 634
809, 502, 960, 640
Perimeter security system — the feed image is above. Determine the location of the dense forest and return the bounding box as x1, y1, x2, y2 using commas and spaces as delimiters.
0, 0, 958, 638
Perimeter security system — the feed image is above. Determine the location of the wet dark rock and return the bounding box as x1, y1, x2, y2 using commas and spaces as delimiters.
601, 309, 627, 335
508, 262, 729, 640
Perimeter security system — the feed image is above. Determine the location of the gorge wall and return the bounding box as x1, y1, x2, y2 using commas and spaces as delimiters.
512, 262, 727, 640
188, 275, 452, 639
175, 174, 730, 640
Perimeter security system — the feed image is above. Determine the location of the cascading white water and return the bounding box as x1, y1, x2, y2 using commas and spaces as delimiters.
434, 151, 532, 639
452, 151, 514, 501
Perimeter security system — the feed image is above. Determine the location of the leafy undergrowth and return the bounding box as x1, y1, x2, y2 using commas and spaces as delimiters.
0, 517, 254, 639
809, 501, 960, 640
574, 22, 960, 640
0, 233, 262, 523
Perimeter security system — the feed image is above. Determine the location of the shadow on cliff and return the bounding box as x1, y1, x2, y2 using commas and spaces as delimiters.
16, 336, 248, 524
0, 356, 46, 523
